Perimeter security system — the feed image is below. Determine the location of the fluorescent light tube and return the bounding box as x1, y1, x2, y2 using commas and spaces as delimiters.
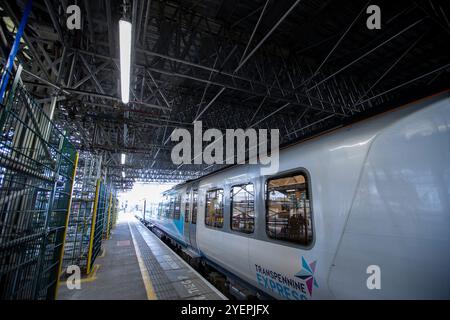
119, 19, 132, 104
121, 153, 126, 165
122, 171, 126, 178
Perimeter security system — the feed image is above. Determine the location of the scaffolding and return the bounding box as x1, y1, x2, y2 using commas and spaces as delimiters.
0, 69, 77, 300
86, 179, 107, 274
111, 195, 119, 230
59, 157, 119, 279
103, 186, 115, 240
61, 154, 102, 275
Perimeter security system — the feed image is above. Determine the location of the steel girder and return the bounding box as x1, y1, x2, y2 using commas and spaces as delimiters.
1, 0, 448, 189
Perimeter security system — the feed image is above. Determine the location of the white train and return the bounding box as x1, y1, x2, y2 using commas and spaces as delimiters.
144, 92, 450, 299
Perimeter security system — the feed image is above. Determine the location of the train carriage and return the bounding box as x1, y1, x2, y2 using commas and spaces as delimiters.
146, 92, 450, 300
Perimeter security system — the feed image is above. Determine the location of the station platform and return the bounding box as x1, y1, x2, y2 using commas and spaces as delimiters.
57, 215, 226, 300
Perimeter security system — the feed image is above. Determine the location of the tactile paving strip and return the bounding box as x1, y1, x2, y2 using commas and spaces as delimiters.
130, 223, 178, 299
130, 222, 224, 300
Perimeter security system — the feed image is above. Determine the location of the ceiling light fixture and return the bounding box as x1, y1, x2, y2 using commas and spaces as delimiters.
119, 19, 132, 104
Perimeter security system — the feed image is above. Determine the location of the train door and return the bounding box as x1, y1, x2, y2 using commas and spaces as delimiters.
189, 187, 199, 250
183, 187, 192, 246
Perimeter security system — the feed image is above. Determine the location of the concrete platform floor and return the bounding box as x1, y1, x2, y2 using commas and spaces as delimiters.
57, 215, 148, 300
57, 214, 226, 300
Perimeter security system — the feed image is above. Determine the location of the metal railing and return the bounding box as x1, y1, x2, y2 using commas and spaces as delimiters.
0, 69, 77, 300
86, 179, 107, 274
61, 150, 119, 276
62, 154, 101, 275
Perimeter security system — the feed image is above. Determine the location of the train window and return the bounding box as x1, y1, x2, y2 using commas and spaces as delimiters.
163, 197, 170, 218
230, 184, 255, 234
205, 189, 224, 228
174, 195, 181, 220
169, 196, 175, 219
192, 189, 198, 224
157, 202, 163, 217
184, 192, 190, 223
266, 172, 313, 246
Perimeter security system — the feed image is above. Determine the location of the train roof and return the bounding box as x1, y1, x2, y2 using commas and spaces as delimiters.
164, 90, 449, 194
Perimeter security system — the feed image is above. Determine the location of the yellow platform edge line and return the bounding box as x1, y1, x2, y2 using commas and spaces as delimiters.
128, 222, 157, 300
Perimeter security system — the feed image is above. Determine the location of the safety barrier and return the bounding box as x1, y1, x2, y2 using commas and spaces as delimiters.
0, 70, 77, 300
111, 195, 119, 230
61, 154, 118, 275
86, 179, 107, 274
61, 154, 101, 275
103, 187, 117, 240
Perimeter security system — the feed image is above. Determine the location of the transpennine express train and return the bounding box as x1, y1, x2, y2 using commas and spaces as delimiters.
140, 92, 450, 300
